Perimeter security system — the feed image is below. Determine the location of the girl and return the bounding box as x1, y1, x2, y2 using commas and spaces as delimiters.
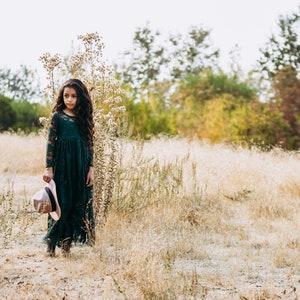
43, 78, 95, 257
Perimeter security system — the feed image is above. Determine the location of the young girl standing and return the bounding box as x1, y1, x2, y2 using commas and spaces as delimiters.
43, 78, 95, 257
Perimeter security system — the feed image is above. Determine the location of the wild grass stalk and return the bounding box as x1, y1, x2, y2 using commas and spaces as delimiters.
0, 175, 37, 249
0, 185, 14, 247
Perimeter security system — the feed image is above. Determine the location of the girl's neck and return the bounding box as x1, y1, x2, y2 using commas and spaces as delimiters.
63, 108, 76, 117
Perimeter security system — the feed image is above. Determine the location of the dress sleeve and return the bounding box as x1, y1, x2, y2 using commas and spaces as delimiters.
46, 113, 58, 168
88, 142, 93, 167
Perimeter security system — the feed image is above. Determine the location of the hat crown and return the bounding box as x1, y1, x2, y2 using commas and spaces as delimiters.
32, 179, 61, 220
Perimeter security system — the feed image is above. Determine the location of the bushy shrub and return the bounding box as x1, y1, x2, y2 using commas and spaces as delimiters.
0, 94, 16, 131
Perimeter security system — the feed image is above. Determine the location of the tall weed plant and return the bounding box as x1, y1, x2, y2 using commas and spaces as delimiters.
39, 32, 126, 225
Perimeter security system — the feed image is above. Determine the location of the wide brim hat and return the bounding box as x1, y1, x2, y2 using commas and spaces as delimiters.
32, 179, 61, 220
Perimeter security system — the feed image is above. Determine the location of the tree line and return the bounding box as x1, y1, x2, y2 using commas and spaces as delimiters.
116, 8, 300, 150
0, 65, 47, 133
1, 7, 300, 149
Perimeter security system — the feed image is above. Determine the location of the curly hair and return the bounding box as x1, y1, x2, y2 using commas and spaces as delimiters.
53, 78, 94, 150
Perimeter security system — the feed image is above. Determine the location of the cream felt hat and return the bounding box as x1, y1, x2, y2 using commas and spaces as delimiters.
32, 179, 61, 220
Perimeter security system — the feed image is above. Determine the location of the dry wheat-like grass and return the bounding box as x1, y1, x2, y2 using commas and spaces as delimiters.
0, 133, 45, 175
2, 134, 300, 299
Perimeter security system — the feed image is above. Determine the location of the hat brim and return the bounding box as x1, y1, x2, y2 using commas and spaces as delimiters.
46, 179, 61, 220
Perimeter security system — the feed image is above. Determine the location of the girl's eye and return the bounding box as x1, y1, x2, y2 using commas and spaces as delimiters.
64, 94, 76, 98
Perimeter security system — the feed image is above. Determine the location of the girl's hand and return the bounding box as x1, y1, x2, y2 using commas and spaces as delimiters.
43, 168, 53, 183
86, 166, 94, 187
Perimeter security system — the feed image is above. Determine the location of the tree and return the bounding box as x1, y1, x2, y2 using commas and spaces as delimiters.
170, 69, 256, 109
168, 25, 219, 79
257, 8, 300, 149
228, 100, 289, 148
270, 66, 300, 148
123, 81, 176, 138
0, 65, 40, 101
257, 8, 300, 79
115, 24, 220, 98
116, 23, 166, 97
0, 95, 16, 131
169, 70, 258, 141
11, 100, 47, 133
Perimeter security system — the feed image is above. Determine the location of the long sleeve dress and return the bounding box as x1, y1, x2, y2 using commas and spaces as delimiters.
43, 110, 95, 247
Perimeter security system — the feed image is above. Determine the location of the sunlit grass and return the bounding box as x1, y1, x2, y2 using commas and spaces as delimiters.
0, 132, 45, 175
2, 133, 300, 299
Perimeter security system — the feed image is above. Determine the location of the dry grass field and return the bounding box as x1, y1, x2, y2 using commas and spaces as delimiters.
1, 133, 300, 299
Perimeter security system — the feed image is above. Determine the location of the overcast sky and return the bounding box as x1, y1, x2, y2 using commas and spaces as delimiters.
1, 0, 299, 81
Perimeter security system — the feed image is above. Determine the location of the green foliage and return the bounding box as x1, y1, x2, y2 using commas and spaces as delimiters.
0, 65, 40, 101
116, 24, 220, 97
10, 100, 48, 133
113, 14, 300, 149
0, 65, 46, 133
123, 81, 177, 138
199, 96, 236, 142
0, 94, 48, 133
2, 15, 298, 149
117, 23, 166, 95
170, 70, 256, 110
175, 91, 289, 149
228, 101, 289, 148
120, 66, 293, 148
125, 99, 176, 139
255, 7, 300, 149
169, 70, 258, 141
270, 66, 300, 149
169, 70, 288, 148
116, 24, 297, 148
0, 94, 16, 131
168, 25, 219, 79
257, 8, 300, 79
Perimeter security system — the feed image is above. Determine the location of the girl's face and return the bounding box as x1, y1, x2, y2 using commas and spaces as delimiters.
63, 87, 78, 112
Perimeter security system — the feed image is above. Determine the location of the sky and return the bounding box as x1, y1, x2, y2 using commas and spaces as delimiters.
1, 0, 299, 82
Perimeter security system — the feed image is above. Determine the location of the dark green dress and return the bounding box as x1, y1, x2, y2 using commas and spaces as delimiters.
44, 110, 95, 247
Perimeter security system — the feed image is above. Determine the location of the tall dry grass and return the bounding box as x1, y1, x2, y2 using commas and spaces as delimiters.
0, 133, 45, 175
2, 133, 300, 299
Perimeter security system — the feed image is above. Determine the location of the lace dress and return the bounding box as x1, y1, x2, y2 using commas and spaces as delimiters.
44, 110, 95, 247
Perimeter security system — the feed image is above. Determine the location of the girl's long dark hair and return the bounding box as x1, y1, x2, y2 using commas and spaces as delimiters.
53, 78, 94, 150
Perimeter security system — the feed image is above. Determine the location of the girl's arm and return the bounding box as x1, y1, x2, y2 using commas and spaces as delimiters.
86, 166, 94, 187
86, 137, 94, 187
43, 113, 58, 183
